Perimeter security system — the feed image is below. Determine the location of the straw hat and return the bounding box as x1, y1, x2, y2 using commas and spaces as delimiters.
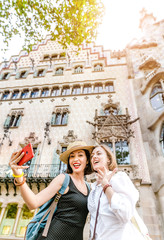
60, 141, 94, 164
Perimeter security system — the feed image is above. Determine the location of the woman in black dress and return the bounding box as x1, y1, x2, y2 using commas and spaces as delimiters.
9, 141, 93, 240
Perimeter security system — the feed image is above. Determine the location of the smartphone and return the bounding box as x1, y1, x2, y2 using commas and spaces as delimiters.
18, 143, 34, 166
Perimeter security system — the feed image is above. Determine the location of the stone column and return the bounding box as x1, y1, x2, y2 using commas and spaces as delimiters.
12, 203, 23, 235
8, 90, 13, 100
80, 84, 83, 94
69, 85, 73, 95
102, 82, 105, 92
28, 88, 33, 98
0, 203, 7, 223
38, 88, 42, 98
91, 84, 94, 93
17, 91, 22, 99
59, 86, 62, 96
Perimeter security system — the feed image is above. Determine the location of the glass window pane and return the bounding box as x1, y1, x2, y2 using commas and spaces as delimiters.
61, 113, 67, 125
115, 141, 130, 164
150, 93, 164, 111
105, 84, 114, 92
72, 87, 80, 94
52, 88, 59, 96
12, 91, 19, 99
55, 114, 62, 124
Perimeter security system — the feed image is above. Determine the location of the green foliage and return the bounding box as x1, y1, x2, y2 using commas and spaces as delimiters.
116, 148, 129, 165
22, 204, 34, 219
0, 0, 104, 52
6, 203, 18, 219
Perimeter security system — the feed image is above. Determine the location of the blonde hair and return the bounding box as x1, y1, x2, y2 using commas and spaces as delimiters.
93, 144, 117, 170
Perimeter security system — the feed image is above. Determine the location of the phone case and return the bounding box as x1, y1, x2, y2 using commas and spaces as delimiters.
18, 143, 34, 166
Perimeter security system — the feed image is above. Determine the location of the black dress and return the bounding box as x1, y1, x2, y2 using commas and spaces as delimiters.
37, 177, 89, 240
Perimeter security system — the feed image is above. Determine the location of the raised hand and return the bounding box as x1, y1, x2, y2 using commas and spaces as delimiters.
96, 167, 117, 187
9, 150, 29, 175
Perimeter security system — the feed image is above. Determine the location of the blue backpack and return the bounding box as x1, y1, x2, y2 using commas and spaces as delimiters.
24, 173, 70, 240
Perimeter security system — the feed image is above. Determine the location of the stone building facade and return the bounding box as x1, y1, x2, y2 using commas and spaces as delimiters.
0, 10, 163, 240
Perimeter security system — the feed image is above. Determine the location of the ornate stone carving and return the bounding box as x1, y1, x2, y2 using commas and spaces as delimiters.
54, 107, 70, 114
141, 68, 164, 94
139, 56, 161, 70
63, 130, 78, 144
87, 96, 139, 143
20, 132, 41, 147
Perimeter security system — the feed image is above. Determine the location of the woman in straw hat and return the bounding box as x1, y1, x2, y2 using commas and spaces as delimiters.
9, 141, 93, 240
88, 144, 151, 240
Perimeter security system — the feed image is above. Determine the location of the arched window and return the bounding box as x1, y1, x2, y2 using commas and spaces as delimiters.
94, 83, 103, 93
72, 85, 81, 95
103, 141, 130, 165
94, 63, 103, 71
11, 90, 19, 99
51, 108, 69, 126
21, 90, 29, 99
20, 71, 27, 78
51, 87, 59, 96
0, 203, 18, 235
1, 72, 10, 80
62, 86, 70, 95
105, 83, 114, 92
41, 88, 49, 97
31, 89, 39, 98
83, 84, 92, 94
74, 66, 83, 74
55, 67, 64, 75
2, 91, 10, 100
150, 81, 164, 111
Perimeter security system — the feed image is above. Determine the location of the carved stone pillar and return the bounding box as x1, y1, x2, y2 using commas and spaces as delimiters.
80, 84, 83, 94
91, 84, 94, 93
38, 88, 42, 98
8, 90, 13, 100
59, 86, 62, 96
69, 85, 73, 95
17, 91, 22, 99
12, 203, 23, 235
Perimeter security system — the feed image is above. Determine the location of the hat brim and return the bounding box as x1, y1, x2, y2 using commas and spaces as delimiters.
60, 145, 94, 164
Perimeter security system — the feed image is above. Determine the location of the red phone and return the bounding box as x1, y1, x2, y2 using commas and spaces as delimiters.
18, 143, 34, 166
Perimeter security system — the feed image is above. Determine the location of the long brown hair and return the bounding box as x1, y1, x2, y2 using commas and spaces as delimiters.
92, 144, 117, 170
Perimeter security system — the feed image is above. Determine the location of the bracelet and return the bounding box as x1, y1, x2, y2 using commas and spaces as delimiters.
103, 184, 112, 193
13, 172, 24, 178
14, 176, 26, 186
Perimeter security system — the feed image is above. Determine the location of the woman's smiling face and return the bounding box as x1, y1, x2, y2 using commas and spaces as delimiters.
69, 149, 87, 173
91, 146, 109, 172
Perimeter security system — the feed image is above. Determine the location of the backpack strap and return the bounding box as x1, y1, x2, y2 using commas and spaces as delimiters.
85, 181, 91, 192
59, 173, 70, 194
42, 173, 70, 237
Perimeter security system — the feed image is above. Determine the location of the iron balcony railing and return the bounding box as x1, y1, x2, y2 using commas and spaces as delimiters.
0, 164, 66, 178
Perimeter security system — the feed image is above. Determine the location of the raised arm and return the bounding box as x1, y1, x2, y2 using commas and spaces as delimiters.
9, 150, 65, 210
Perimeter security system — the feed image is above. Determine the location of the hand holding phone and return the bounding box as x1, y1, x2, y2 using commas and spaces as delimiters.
18, 143, 34, 166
